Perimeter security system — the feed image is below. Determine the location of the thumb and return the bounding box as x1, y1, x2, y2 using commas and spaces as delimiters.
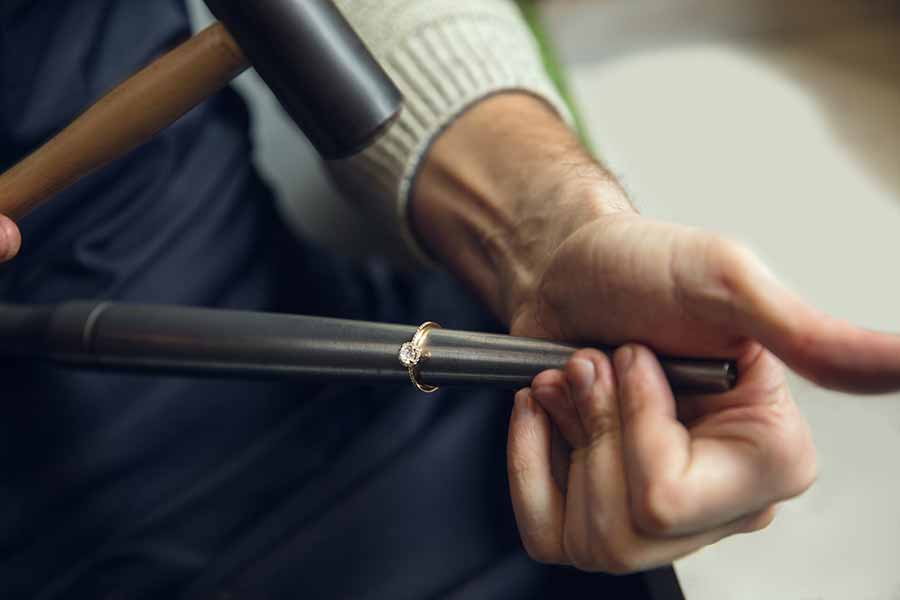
0, 215, 21, 262
724, 242, 900, 393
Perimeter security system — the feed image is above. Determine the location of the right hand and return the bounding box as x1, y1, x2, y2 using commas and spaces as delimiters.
507, 345, 815, 573
0, 214, 20, 262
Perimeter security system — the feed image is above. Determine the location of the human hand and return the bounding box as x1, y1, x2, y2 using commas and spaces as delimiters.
414, 93, 900, 393
0, 214, 20, 262
508, 212, 900, 394
412, 92, 898, 573
507, 346, 814, 573
412, 91, 896, 575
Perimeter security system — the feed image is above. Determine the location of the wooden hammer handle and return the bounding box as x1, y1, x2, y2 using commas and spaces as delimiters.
0, 23, 249, 220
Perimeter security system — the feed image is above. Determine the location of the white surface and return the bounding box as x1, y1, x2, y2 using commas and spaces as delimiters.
562, 18, 900, 600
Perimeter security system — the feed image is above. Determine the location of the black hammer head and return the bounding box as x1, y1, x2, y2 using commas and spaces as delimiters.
205, 0, 403, 159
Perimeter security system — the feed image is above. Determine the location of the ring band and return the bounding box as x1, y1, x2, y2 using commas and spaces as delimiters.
398, 321, 442, 393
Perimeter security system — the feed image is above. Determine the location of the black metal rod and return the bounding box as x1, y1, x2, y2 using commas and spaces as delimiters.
0, 302, 737, 393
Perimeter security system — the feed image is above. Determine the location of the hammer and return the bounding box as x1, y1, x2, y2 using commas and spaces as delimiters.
0, 0, 402, 221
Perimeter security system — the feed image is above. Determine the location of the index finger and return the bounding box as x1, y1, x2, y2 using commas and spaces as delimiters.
723, 242, 900, 393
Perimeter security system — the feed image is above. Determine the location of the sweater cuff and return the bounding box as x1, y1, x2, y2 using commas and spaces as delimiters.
329, 2, 574, 266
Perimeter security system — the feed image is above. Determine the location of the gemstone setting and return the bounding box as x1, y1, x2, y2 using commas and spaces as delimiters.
398, 342, 422, 367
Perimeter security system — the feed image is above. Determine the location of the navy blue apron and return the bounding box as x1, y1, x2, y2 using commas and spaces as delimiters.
0, 2, 668, 597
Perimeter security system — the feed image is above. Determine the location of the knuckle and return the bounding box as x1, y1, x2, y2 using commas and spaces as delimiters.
772, 438, 817, 498
675, 233, 754, 322
599, 537, 645, 575
744, 506, 778, 533
567, 551, 596, 573
784, 449, 818, 498
705, 233, 751, 274
620, 365, 651, 397
507, 451, 533, 480
668, 229, 771, 327
565, 522, 647, 575
762, 407, 818, 499
603, 557, 642, 576
618, 376, 657, 424
522, 537, 563, 565
632, 481, 681, 535
706, 236, 748, 295
586, 406, 619, 441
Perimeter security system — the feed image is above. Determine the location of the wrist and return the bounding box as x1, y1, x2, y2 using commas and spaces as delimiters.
492, 175, 634, 323
411, 92, 635, 323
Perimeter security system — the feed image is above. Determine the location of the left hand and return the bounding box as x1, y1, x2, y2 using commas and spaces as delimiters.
507, 345, 814, 573
507, 210, 900, 394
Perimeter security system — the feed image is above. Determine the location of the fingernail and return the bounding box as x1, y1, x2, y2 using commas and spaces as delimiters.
594, 356, 614, 392
0, 219, 18, 260
531, 385, 556, 404
571, 358, 596, 390
525, 391, 542, 414
0, 222, 9, 260
615, 346, 635, 373
516, 389, 540, 414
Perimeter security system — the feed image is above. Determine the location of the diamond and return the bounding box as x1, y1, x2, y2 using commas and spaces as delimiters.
399, 342, 422, 367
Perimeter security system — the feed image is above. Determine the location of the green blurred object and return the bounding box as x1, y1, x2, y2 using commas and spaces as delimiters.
517, 0, 592, 149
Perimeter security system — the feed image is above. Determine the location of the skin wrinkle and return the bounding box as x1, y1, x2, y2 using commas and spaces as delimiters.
683, 403, 812, 510
522, 390, 561, 563
590, 220, 645, 342
687, 354, 789, 417
515, 343, 810, 571
678, 345, 786, 423
689, 402, 814, 497
508, 391, 541, 479
549, 425, 571, 493
419, 155, 515, 315
575, 353, 617, 570
667, 233, 695, 329
565, 465, 596, 570
596, 507, 639, 574
541, 217, 755, 355
415, 92, 633, 327
629, 349, 694, 494
497, 180, 616, 319
667, 232, 731, 331
709, 238, 757, 331
532, 217, 616, 342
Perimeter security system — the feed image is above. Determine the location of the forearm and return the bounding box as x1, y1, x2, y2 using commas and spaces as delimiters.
328, 0, 594, 265
411, 92, 636, 324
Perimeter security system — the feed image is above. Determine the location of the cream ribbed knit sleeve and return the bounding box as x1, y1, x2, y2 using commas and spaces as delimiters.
329, 0, 574, 264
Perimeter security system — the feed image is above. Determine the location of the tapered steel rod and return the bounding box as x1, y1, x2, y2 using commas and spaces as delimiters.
0, 302, 736, 393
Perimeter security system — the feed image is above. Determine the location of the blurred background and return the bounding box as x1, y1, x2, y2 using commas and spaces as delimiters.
189, 1, 900, 598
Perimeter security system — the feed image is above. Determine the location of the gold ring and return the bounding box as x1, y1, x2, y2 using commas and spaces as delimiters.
398, 321, 442, 393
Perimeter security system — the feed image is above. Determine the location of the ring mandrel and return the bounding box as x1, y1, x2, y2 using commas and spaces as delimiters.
0, 302, 737, 394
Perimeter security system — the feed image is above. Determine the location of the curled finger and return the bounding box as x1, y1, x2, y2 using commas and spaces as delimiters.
507, 389, 566, 564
